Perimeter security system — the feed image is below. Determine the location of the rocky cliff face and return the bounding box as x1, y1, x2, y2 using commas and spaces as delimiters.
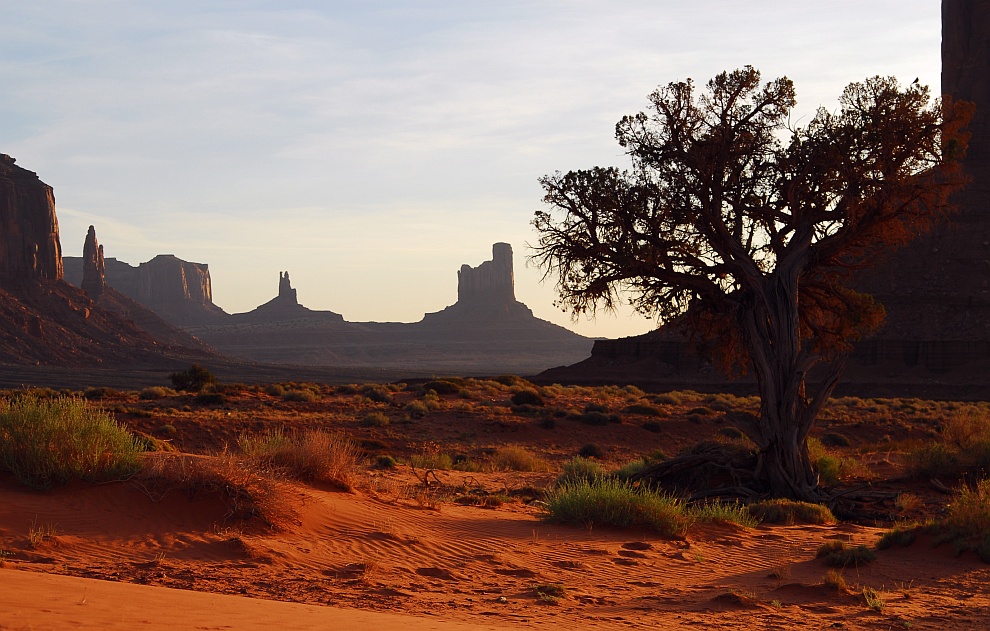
0, 154, 62, 283
81, 225, 106, 299
64, 252, 228, 326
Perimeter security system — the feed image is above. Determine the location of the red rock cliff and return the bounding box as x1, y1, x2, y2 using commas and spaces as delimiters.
0, 154, 62, 282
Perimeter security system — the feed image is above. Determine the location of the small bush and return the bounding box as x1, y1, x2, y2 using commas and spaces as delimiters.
265, 384, 286, 397
511, 390, 545, 406
282, 389, 317, 403
360, 411, 390, 427
578, 411, 610, 426
139, 386, 171, 400
494, 375, 533, 388
375, 455, 398, 469
420, 380, 461, 395
491, 445, 546, 472
718, 427, 745, 440
82, 387, 121, 400
578, 443, 604, 459
623, 403, 663, 417
691, 501, 759, 528
409, 449, 453, 470
533, 582, 567, 604
584, 402, 608, 414
194, 392, 227, 406
0, 396, 142, 489
821, 569, 849, 593
360, 384, 394, 405
614, 459, 646, 481
820, 432, 851, 448
405, 400, 429, 418
747, 499, 836, 525
555, 456, 606, 486
169, 364, 216, 392
816, 540, 876, 567
238, 429, 358, 490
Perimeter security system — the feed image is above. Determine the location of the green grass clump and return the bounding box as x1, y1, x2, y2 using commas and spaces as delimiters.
360, 411, 390, 427
0, 395, 142, 489
542, 477, 690, 537
282, 389, 317, 403
405, 400, 429, 418
533, 582, 567, 604
554, 456, 606, 486
747, 499, 836, 525
816, 540, 877, 567
691, 501, 759, 528
238, 429, 358, 490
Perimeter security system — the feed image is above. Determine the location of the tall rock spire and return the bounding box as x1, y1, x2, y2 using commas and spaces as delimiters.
457, 242, 515, 305
81, 225, 106, 299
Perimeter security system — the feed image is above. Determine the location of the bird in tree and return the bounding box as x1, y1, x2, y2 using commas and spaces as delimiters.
532, 67, 971, 501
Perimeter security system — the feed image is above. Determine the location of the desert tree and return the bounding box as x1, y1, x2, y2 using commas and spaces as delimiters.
532, 67, 971, 500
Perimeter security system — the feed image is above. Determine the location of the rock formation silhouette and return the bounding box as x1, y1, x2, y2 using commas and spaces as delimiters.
0, 154, 62, 283
80, 225, 106, 299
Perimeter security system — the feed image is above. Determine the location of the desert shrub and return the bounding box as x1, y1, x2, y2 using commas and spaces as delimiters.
816, 541, 876, 567
405, 400, 429, 418
906, 442, 958, 479
194, 392, 227, 406
821, 569, 849, 593
491, 445, 546, 472
652, 392, 684, 405
642, 420, 663, 433
494, 375, 533, 388
360, 411, 390, 427
820, 432, 852, 448
718, 426, 745, 440
875, 523, 921, 550
511, 389, 545, 407
614, 459, 646, 481
533, 582, 567, 604
643, 448, 668, 466
238, 429, 358, 490
82, 387, 121, 400
409, 449, 453, 470
555, 456, 606, 486
265, 384, 286, 397
155, 423, 177, 436
543, 477, 690, 537
169, 364, 216, 392
335, 384, 360, 395
422, 391, 442, 411
140, 451, 292, 529
747, 499, 836, 525
623, 402, 663, 417
808, 438, 860, 485
360, 384, 394, 405
578, 443, 604, 459
374, 455, 398, 469
578, 411, 610, 426
584, 402, 609, 414
0, 396, 142, 489
687, 406, 714, 417
420, 380, 461, 395
282, 389, 317, 403
139, 386, 171, 400
623, 385, 646, 398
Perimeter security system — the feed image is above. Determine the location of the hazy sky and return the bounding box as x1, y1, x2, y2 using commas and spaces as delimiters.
1, 1, 940, 339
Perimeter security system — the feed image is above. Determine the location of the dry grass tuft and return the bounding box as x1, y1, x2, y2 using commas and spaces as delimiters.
238, 429, 359, 490
137, 452, 296, 530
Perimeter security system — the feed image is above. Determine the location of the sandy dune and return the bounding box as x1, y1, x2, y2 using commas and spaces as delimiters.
2, 467, 988, 630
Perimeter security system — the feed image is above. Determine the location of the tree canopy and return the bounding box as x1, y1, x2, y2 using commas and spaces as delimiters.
532, 67, 972, 499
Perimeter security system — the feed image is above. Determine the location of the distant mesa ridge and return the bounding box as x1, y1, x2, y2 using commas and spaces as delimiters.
64, 252, 228, 326
232, 271, 344, 323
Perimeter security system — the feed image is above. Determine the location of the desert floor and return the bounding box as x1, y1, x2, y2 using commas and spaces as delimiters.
1, 379, 989, 630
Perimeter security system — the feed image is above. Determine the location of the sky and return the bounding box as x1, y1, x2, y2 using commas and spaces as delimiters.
1, 1, 941, 339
